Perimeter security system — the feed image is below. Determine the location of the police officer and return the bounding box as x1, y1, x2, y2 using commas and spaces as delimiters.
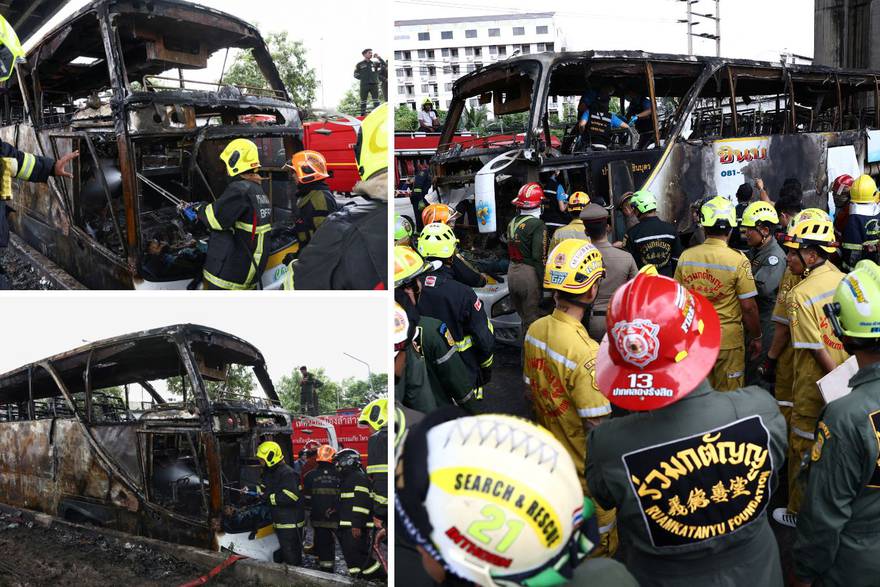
395, 246, 480, 410
256, 441, 304, 566
303, 445, 340, 573
507, 182, 547, 340
586, 269, 787, 587
417, 224, 494, 399
840, 174, 880, 271
190, 138, 271, 290
421, 203, 487, 288
548, 190, 589, 251
289, 150, 339, 249
291, 103, 387, 290
621, 189, 682, 277
774, 209, 850, 527
299, 366, 322, 416
354, 49, 382, 116
336, 448, 384, 579
394, 302, 437, 413
740, 201, 786, 384
581, 203, 638, 342
524, 238, 618, 555
793, 260, 880, 586
674, 196, 761, 391
0, 15, 80, 289
358, 399, 388, 528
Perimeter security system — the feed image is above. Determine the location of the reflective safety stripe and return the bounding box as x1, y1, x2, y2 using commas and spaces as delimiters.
524, 334, 577, 370
204, 204, 224, 230
312, 488, 340, 495
792, 426, 815, 440
354, 485, 371, 493
480, 355, 493, 368
203, 269, 257, 290
805, 289, 836, 307
436, 345, 458, 365
577, 405, 612, 418
273, 522, 305, 529
243, 231, 266, 287
599, 520, 616, 535
340, 492, 355, 498
283, 489, 299, 501
777, 400, 794, 407
363, 562, 382, 574
459, 388, 477, 403
841, 242, 864, 250
474, 387, 484, 400
373, 494, 388, 505
352, 506, 371, 515
269, 494, 277, 506
771, 315, 790, 325
727, 371, 744, 379
792, 341, 825, 350
319, 562, 334, 569
17, 153, 34, 180
366, 464, 388, 474
634, 234, 676, 243
523, 374, 531, 385
234, 221, 272, 234
679, 260, 736, 272
737, 291, 757, 299
339, 520, 352, 526
366, 522, 375, 528
456, 335, 474, 352
348, 568, 362, 574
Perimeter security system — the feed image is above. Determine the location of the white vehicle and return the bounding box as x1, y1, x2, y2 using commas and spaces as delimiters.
475, 276, 522, 347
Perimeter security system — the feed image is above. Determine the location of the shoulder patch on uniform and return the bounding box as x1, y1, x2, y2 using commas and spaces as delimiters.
439, 322, 455, 348
474, 299, 482, 312
411, 326, 423, 357
868, 410, 880, 488
622, 415, 773, 548
425, 275, 437, 287
768, 255, 779, 266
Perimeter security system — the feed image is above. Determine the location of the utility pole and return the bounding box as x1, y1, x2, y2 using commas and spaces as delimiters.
678, 0, 721, 57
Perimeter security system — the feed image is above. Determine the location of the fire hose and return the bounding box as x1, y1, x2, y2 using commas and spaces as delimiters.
178, 553, 247, 587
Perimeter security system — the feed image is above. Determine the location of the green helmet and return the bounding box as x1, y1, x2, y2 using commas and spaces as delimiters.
629, 189, 656, 214
700, 196, 737, 229
417, 222, 457, 259
826, 260, 880, 341
394, 213, 413, 242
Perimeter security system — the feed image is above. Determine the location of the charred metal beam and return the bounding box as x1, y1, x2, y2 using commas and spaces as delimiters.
645, 61, 661, 144
727, 67, 738, 136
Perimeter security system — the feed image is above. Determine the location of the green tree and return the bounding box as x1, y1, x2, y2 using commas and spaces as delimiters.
460, 105, 489, 134
222, 31, 318, 109
276, 369, 388, 414
338, 83, 362, 116
340, 373, 388, 407
395, 104, 418, 131
167, 364, 256, 401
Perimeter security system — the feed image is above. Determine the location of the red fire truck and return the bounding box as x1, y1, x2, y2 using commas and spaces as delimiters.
291, 408, 372, 467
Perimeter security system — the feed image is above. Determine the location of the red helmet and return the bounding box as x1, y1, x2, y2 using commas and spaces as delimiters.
832, 174, 854, 196
512, 182, 543, 209
596, 271, 721, 411
304, 440, 320, 454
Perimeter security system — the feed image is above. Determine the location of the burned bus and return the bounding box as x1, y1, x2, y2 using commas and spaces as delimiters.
3, 0, 305, 289
0, 324, 300, 561
435, 50, 880, 237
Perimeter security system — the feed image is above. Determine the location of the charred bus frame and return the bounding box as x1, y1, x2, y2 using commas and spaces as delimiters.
0, 324, 295, 553
2, 0, 305, 289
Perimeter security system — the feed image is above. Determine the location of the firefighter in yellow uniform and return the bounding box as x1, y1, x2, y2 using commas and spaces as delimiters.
523, 238, 617, 556
549, 191, 590, 250
772, 209, 850, 528
674, 196, 761, 391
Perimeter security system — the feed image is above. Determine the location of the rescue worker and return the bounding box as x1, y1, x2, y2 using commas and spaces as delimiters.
256, 440, 304, 566
301, 440, 320, 480
394, 301, 437, 413
395, 246, 480, 410
523, 238, 618, 556
793, 259, 880, 586
840, 174, 880, 271
394, 213, 414, 247
190, 138, 271, 290
416, 223, 494, 399
548, 190, 590, 250
336, 448, 384, 579
302, 445, 340, 573
0, 15, 80, 290
290, 103, 387, 290
359, 398, 388, 528
586, 269, 787, 587
774, 209, 850, 527
575, 86, 631, 149
289, 150, 339, 249
299, 366, 322, 416
727, 182, 753, 252
541, 171, 570, 236
411, 162, 432, 229
621, 189, 682, 277
395, 409, 639, 586
674, 196, 761, 391
421, 202, 486, 287
741, 201, 786, 385
581, 203, 638, 342
506, 182, 547, 340
831, 173, 854, 242
354, 49, 382, 116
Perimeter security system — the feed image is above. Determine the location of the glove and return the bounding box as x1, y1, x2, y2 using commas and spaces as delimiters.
757, 356, 777, 382
629, 115, 638, 126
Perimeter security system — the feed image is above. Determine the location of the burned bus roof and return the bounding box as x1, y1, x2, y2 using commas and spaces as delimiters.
20, 0, 288, 100
0, 324, 267, 403
1, 0, 67, 42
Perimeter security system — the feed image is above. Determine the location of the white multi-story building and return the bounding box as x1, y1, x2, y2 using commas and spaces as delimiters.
393, 13, 566, 114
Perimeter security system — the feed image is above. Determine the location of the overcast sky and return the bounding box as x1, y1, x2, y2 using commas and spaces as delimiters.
25, 0, 389, 107
0, 294, 388, 388
394, 0, 814, 62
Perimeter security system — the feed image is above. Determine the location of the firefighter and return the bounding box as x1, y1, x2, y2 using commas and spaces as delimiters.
301, 440, 320, 479
411, 162, 432, 229
507, 182, 547, 340
0, 15, 80, 289
394, 302, 437, 413
358, 399, 388, 528
394, 213, 414, 247
336, 448, 384, 579
302, 445, 340, 573
793, 260, 880, 586
299, 366, 322, 416
421, 203, 458, 226
840, 174, 880, 271
187, 138, 271, 290
395, 246, 479, 410
256, 441, 304, 566
548, 190, 590, 250
523, 238, 618, 555
395, 409, 639, 586
289, 150, 339, 249
621, 189, 682, 277
416, 223, 494, 399
421, 203, 486, 287
674, 196, 761, 391
831, 173, 854, 242
290, 103, 387, 290
740, 201, 787, 385
354, 49, 381, 116
586, 269, 787, 587
774, 209, 850, 527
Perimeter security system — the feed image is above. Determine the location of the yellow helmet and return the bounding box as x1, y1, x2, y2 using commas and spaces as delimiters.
740, 201, 779, 227
700, 196, 737, 228
394, 245, 432, 287
850, 174, 878, 204
543, 239, 605, 294
256, 440, 285, 467
356, 102, 388, 181
782, 208, 837, 253
567, 191, 590, 212
359, 398, 388, 431
0, 16, 24, 83
417, 222, 457, 259
220, 138, 261, 177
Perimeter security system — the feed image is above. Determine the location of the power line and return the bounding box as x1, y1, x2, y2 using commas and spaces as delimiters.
395, 0, 682, 24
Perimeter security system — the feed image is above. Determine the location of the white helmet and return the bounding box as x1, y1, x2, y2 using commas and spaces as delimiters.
394, 302, 410, 352
396, 411, 595, 586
